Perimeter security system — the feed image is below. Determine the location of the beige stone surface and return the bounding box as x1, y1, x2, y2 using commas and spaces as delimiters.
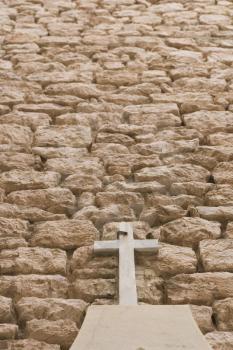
191, 305, 215, 334
160, 217, 221, 248
167, 272, 233, 305
200, 240, 233, 272
26, 319, 78, 349
0, 324, 18, 340
16, 298, 88, 327
205, 332, 233, 350
0, 247, 67, 275
31, 220, 98, 250
213, 298, 233, 331
0, 339, 61, 349
0, 296, 15, 323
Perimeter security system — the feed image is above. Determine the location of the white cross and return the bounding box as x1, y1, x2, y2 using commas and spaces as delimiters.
94, 222, 159, 305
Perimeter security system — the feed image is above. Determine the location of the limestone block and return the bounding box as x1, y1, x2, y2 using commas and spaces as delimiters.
73, 205, 136, 228
137, 243, 197, 277
0, 170, 61, 193
71, 245, 117, 279
226, 223, 233, 238
78, 192, 95, 209
127, 113, 181, 128
136, 268, 163, 304
200, 239, 233, 272
0, 153, 39, 171
34, 126, 92, 148
39, 36, 80, 46
33, 147, 88, 159
103, 154, 162, 173
0, 324, 18, 340
171, 182, 213, 197
7, 188, 76, 214
174, 77, 226, 92
15, 103, 71, 118
133, 139, 199, 156
135, 164, 209, 187
167, 272, 233, 305
140, 205, 187, 226
62, 174, 102, 194
206, 331, 233, 350
46, 157, 104, 177
16, 298, 87, 327
45, 83, 102, 99
27, 71, 90, 85
71, 279, 116, 302
96, 71, 139, 86
0, 247, 67, 275
48, 23, 81, 36
208, 132, 233, 147
98, 123, 157, 137
95, 192, 144, 215
0, 203, 66, 222
0, 275, 68, 300
0, 124, 32, 151
101, 93, 149, 106
151, 127, 202, 142
96, 132, 135, 146
205, 185, 233, 206
92, 143, 129, 157
184, 111, 233, 135
200, 14, 231, 25
0, 217, 29, 250
160, 217, 221, 248
212, 298, 233, 332
26, 319, 78, 349
0, 112, 51, 131
191, 305, 214, 334
0, 296, 15, 323
213, 162, 233, 185
31, 220, 98, 250
106, 180, 166, 194
191, 206, 233, 222
0, 339, 61, 349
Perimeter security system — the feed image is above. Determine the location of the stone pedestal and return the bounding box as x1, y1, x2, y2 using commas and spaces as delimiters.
70, 305, 211, 350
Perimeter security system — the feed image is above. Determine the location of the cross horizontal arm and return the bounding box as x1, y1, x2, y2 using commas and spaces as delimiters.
134, 239, 159, 252
94, 240, 119, 254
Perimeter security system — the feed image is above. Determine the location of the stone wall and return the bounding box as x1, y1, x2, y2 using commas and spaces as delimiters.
0, 0, 233, 349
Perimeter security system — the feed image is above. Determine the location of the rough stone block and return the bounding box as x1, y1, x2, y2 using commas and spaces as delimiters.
206, 331, 233, 350
0, 275, 68, 300
71, 279, 115, 302
31, 220, 98, 250
0, 339, 60, 349
0, 217, 29, 250
0, 247, 67, 275
213, 298, 233, 331
160, 217, 221, 248
0, 324, 18, 340
200, 239, 233, 272
0, 296, 15, 323
26, 319, 78, 349
167, 272, 233, 305
34, 126, 92, 148
16, 297, 88, 327
7, 188, 76, 214
0, 170, 61, 193
0, 124, 32, 151
191, 305, 214, 334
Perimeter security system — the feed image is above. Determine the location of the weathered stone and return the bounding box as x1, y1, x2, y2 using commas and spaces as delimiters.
46, 157, 104, 177
0, 247, 67, 275
102, 221, 151, 240
73, 205, 136, 228
135, 164, 209, 188
137, 243, 197, 277
7, 188, 76, 214
205, 185, 233, 206
208, 133, 233, 147
26, 319, 78, 349
191, 206, 233, 223
95, 192, 144, 215
0, 203, 66, 222
205, 331, 233, 350
106, 180, 166, 194
31, 220, 98, 250
200, 239, 233, 273
0, 297, 15, 323
71, 279, 115, 302
167, 272, 233, 305
32, 147, 88, 159
45, 83, 102, 99
226, 222, 233, 238
0, 112, 51, 131
213, 162, 233, 185
171, 182, 213, 197
213, 298, 233, 331
16, 298, 87, 327
184, 111, 233, 135
0, 339, 60, 349
0, 217, 29, 250
0, 153, 39, 171
190, 305, 214, 334
133, 139, 199, 156
136, 268, 163, 304
140, 205, 187, 226
0, 124, 32, 151
0, 275, 68, 300
62, 174, 102, 194
34, 126, 92, 148
0, 324, 18, 340
160, 217, 221, 248
0, 170, 60, 193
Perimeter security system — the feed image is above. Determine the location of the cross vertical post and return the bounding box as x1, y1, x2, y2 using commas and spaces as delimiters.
94, 222, 159, 305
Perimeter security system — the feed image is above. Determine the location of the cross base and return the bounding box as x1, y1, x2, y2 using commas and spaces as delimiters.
70, 305, 211, 350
